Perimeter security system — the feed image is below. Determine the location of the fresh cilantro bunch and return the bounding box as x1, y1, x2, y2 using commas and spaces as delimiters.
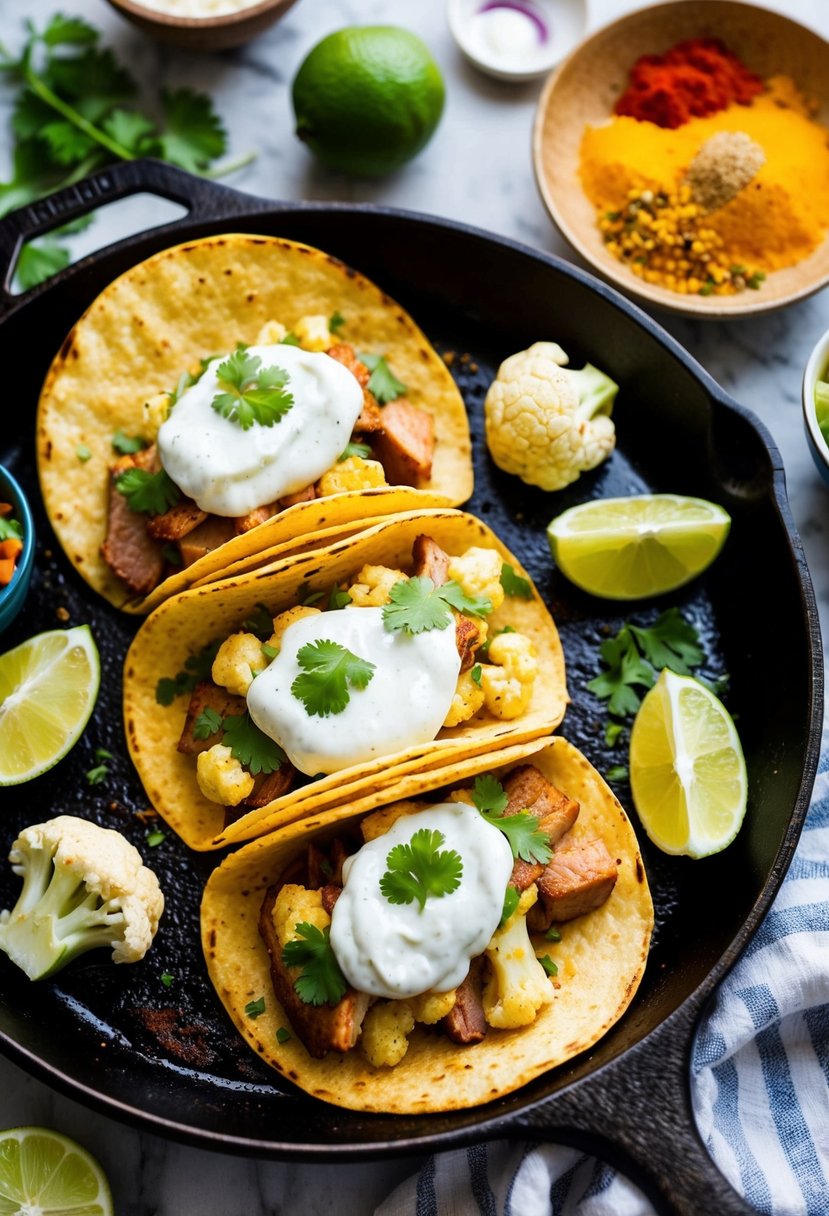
291, 640, 376, 717
359, 353, 406, 404
282, 923, 347, 1007
380, 828, 463, 911
471, 774, 551, 865
211, 349, 294, 430
0, 13, 253, 287
382, 576, 491, 635
588, 608, 707, 719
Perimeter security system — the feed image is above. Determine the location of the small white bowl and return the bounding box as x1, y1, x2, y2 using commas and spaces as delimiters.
802, 328, 829, 485
448, 0, 588, 82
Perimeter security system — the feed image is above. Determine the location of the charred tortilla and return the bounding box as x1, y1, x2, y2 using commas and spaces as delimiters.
37, 234, 472, 613
123, 509, 568, 851
200, 736, 653, 1114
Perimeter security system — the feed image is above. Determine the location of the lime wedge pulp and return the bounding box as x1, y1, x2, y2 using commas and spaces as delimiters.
629, 669, 747, 858
547, 493, 731, 600
0, 626, 100, 786
0, 1126, 113, 1215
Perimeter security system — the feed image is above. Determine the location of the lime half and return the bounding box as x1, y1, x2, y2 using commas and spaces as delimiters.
0, 626, 100, 786
629, 669, 747, 858
0, 1127, 112, 1215
547, 494, 731, 599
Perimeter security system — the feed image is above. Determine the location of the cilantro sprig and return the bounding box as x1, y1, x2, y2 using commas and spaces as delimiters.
211, 349, 293, 430
291, 640, 375, 717
193, 706, 223, 740
380, 828, 463, 912
382, 576, 492, 636
471, 774, 551, 865
339, 441, 372, 462
587, 608, 708, 719
156, 640, 220, 705
115, 466, 180, 516
359, 353, 406, 404
0, 14, 254, 288
500, 564, 533, 599
112, 429, 146, 455
282, 923, 347, 1007
222, 712, 285, 775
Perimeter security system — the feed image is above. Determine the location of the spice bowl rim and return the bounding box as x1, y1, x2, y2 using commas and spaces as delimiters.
0, 464, 36, 635
802, 327, 829, 484
531, 0, 829, 319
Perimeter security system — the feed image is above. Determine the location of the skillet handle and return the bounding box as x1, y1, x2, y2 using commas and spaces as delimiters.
0, 158, 263, 300
506, 996, 755, 1215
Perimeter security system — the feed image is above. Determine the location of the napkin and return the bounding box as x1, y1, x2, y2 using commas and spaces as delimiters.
376, 718, 829, 1216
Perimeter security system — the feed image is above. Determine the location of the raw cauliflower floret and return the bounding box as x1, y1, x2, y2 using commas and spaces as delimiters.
360, 1000, 415, 1067
0, 815, 164, 980
196, 744, 255, 806
484, 341, 618, 492
483, 885, 553, 1029
447, 548, 505, 613
273, 884, 329, 945
256, 319, 287, 345
295, 314, 333, 351
480, 631, 537, 720
211, 632, 266, 697
142, 391, 170, 438
267, 605, 322, 652
443, 669, 486, 727
318, 456, 388, 496
348, 564, 407, 607
410, 989, 457, 1024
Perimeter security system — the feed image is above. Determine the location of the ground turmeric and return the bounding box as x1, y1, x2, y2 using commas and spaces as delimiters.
580, 76, 829, 295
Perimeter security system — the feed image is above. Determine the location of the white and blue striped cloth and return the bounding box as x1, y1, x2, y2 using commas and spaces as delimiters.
377, 718, 829, 1216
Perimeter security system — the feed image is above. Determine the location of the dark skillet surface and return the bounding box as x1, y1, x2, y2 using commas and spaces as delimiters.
0, 189, 821, 1165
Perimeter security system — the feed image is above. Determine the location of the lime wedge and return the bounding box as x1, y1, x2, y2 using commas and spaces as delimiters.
0, 1126, 112, 1215
0, 626, 100, 786
629, 669, 747, 857
547, 494, 731, 599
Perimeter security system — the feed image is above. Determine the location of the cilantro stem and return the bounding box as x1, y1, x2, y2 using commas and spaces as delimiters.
23, 67, 136, 161
201, 150, 257, 178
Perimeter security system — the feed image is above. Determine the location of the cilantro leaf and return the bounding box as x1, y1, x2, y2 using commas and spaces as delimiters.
380, 828, 463, 911
282, 923, 347, 1006
47, 47, 135, 104
15, 239, 69, 289
102, 108, 155, 154
222, 712, 285, 775
628, 608, 704, 675
41, 120, 95, 165
242, 602, 274, 640
500, 563, 533, 599
544, 926, 562, 942
471, 663, 482, 686
115, 466, 181, 516
261, 643, 279, 660
146, 829, 165, 847
0, 517, 22, 542
435, 580, 492, 618
42, 14, 99, 46
280, 332, 301, 346
359, 353, 406, 404
291, 641, 375, 717
85, 763, 108, 786
212, 350, 293, 430
329, 311, 345, 334
587, 611, 711, 720
471, 774, 551, 865
327, 585, 351, 610
538, 954, 558, 977
276, 1026, 291, 1043
606, 765, 629, 782
245, 996, 266, 1019
339, 441, 372, 462
160, 971, 174, 987
155, 639, 220, 704
604, 720, 623, 748
157, 88, 226, 173
112, 429, 147, 455
500, 885, 520, 926
193, 706, 223, 740
382, 576, 490, 636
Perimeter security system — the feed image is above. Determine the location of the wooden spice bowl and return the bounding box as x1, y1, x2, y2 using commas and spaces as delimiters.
105, 0, 300, 52
532, 0, 829, 318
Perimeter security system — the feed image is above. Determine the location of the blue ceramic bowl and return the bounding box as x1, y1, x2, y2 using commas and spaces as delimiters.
803, 328, 829, 487
0, 465, 35, 635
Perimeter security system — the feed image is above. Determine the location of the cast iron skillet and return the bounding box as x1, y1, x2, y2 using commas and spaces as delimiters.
0, 161, 821, 1215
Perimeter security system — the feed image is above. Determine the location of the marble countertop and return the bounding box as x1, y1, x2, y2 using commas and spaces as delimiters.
1, 0, 827, 1211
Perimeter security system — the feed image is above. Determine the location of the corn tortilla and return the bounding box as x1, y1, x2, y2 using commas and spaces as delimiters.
200, 736, 653, 1114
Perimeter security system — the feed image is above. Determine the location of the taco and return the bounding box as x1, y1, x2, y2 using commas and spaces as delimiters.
200, 736, 653, 1114
37, 234, 472, 613
123, 510, 568, 851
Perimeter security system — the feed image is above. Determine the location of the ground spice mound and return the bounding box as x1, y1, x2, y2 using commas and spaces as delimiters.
615, 38, 764, 129
687, 131, 766, 211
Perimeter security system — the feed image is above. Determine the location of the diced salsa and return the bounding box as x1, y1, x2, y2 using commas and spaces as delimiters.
0, 503, 23, 587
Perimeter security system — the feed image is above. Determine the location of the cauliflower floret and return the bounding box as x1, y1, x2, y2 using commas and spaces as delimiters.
256, 319, 287, 345
267, 605, 322, 652
142, 391, 170, 438
295, 314, 333, 351
447, 547, 505, 613
443, 669, 486, 728
360, 1000, 415, 1067
348, 564, 407, 608
273, 884, 329, 945
211, 632, 266, 697
483, 885, 553, 1029
479, 631, 537, 721
196, 744, 255, 806
484, 341, 618, 492
0, 815, 164, 980
410, 989, 457, 1024
317, 456, 388, 496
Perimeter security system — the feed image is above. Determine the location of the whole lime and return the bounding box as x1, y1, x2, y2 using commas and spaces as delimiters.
292, 26, 446, 177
